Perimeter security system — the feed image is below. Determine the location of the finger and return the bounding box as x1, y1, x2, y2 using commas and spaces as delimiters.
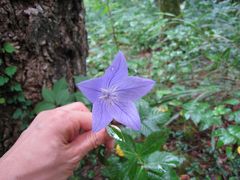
56, 110, 93, 143
105, 138, 115, 150
65, 111, 92, 131
70, 129, 110, 159
57, 102, 90, 112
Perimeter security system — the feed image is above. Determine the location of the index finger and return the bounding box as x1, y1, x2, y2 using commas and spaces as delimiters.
57, 102, 90, 112
67, 110, 92, 131
57, 110, 93, 143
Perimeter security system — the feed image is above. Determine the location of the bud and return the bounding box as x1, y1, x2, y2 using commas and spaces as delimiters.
237, 146, 240, 155
115, 144, 124, 157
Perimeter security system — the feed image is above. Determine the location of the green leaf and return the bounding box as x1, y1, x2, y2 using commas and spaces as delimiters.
0, 76, 9, 86
141, 130, 169, 156
11, 83, 22, 92
3, 42, 16, 53
200, 113, 222, 131
144, 152, 183, 172
156, 89, 172, 99
229, 111, 240, 124
118, 133, 136, 159
135, 167, 148, 180
213, 105, 231, 116
17, 94, 26, 103
74, 92, 90, 105
222, 48, 231, 61
5, 66, 17, 77
12, 108, 22, 119
34, 101, 56, 113
125, 158, 138, 180
224, 99, 240, 105
214, 126, 240, 147
42, 87, 55, 103
53, 78, 68, 94
226, 146, 233, 160
228, 126, 240, 138
183, 102, 209, 125
107, 125, 124, 141
55, 89, 71, 106
0, 97, 5, 104
141, 119, 161, 136
74, 75, 89, 84
160, 168, 179, 180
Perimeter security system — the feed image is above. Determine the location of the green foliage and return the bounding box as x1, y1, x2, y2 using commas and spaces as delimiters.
34, 78, 90, 114
103, 126, 182, 180
2, 42, 16, 54
5, 66, 17, 77
0, 43, 31, 128
214, 126, 240, 147
84, 0, 240, 178
182, 101, 225, 130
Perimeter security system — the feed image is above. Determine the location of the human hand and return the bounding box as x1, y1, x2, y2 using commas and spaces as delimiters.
0, 102, 113, 180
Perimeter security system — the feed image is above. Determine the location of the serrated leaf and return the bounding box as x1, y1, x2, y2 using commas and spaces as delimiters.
118, 133, 136, 159
55, 89, 70, 106
5, 66, 17, 77
125, 158, 138, 180
160, 168, 178, 180
3, 42, 15, 53
141, 119, 160, 136
141, 130, 169, 156
42, 87, 55, 103
214, 126, 240, 147
34, 101, 56, 113
144, 152, 183, 172
229, 111, 240, 123
53, 78, 68, 94
228, 126, 240, 138
200, 114, 222, 131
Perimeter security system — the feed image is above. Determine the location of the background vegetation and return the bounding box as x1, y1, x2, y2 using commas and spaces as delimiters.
80, 0, 240, 179
1, 0, 240, 179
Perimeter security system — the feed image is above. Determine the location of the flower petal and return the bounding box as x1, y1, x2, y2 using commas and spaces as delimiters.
103, 51, 128, 87
117, 76, 155, 101
76, 77, 102, 103
109, 101, 141, 130
92, 100, 113, 132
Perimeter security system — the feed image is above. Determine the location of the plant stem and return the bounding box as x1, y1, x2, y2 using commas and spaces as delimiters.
106, 0, 119, 50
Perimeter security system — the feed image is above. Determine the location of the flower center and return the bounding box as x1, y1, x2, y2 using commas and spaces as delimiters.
100, 86, 118, 105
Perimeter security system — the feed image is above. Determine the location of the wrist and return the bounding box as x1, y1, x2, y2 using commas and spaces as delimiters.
0, 153, 20, 179
0, 141, 28, 180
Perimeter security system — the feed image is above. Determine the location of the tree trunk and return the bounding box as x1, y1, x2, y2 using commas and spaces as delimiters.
0, 0, 88, 156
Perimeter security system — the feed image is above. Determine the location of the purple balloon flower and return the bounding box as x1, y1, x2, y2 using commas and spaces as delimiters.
76, 51, 155, 132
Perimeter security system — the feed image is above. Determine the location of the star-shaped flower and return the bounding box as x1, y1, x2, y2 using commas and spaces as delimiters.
76, 51, 155, 132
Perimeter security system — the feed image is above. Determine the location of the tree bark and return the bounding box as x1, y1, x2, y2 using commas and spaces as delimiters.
0, 0, 88, 155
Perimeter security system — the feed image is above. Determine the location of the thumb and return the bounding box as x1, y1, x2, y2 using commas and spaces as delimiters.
70, 129, 108, 159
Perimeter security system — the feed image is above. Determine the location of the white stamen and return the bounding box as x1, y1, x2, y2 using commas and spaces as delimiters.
99, 86, 118, 105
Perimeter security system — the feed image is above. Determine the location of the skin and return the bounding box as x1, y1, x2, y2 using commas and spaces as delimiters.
0, 102, 114, 180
